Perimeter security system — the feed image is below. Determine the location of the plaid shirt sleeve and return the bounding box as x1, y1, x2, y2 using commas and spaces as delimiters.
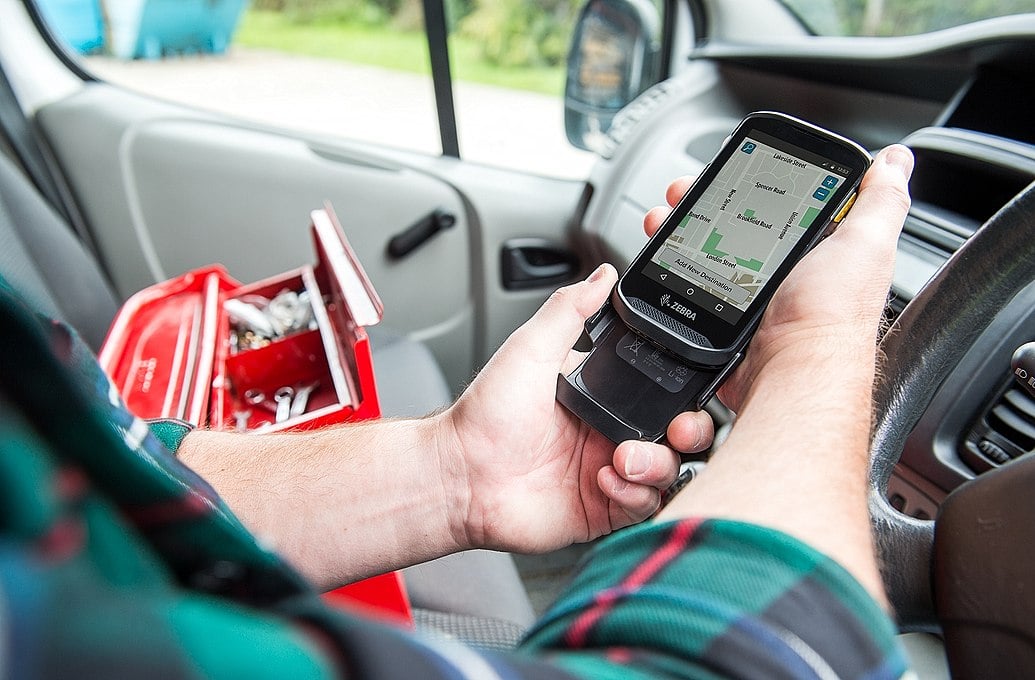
0, 278, 910, 679
521, 519, 911, 679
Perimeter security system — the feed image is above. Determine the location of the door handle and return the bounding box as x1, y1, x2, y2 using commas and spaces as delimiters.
387, 209, 456, 260
500, 239, 580, 290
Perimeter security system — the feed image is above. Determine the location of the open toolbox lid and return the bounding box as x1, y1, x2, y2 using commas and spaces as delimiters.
99, 204, 384, 431
311, 202, 383, 328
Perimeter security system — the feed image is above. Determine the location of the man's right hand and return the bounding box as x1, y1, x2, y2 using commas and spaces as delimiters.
644, 145, 914, 415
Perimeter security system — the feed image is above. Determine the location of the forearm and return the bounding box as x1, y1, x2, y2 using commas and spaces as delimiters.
177, 413, 466, 590
658, 332, 884, 601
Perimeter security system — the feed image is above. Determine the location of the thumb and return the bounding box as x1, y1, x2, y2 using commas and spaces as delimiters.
507, 264, 618, 370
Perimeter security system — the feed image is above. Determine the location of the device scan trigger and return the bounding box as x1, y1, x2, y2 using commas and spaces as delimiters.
832, 192, 858, 223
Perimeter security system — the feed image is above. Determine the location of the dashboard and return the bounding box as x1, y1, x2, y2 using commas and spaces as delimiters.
577, 25, 1035, 519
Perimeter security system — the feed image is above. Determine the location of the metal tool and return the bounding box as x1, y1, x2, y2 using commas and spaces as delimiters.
289, 381, 319, 418
225, 298, 276, 337
274, 386, 294, 423
233, 409, 251, 432
267, 290, 314, 336
226, 289, 316, 354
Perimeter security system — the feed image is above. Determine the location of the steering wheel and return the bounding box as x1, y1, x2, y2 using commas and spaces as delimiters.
868, 180, 1035, 629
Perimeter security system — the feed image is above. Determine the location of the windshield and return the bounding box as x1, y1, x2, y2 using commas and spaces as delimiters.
778, 1, 1035, 37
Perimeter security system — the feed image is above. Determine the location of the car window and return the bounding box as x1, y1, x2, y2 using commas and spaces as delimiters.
33, 0, 598, 179
777, 0, 1035, 37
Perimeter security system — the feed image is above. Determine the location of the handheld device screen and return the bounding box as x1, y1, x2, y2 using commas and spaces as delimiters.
616, 113, 870, 361
640, 130, 853, 327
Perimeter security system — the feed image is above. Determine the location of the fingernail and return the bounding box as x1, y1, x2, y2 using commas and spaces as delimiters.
587, 264, 608, 283
882, 145, 914, 180
624, 445, 651, 477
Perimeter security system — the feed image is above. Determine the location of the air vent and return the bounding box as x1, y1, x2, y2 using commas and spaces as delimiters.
962, 380, 1035, 473
900, 127, 1035, 264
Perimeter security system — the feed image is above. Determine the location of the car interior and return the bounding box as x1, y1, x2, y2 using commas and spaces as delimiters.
2, 0, 1035, 676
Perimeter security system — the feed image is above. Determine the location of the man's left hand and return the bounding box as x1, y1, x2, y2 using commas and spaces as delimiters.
440, 265, 713, 554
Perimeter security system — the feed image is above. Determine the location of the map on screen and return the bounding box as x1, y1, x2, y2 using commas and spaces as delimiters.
650, 136, 845, 313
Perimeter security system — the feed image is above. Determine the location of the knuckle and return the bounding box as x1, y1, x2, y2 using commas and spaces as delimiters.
626, 485, 660, 516
862, 179, 912, 219
639, 490, 662, 518
878, 180, 912, 215
544, 284, 573, 309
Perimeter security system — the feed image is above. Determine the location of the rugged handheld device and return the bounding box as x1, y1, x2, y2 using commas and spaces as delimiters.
558, 112, 872, 442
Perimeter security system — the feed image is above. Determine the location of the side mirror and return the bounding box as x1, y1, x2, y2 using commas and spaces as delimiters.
564, 0, 662, 153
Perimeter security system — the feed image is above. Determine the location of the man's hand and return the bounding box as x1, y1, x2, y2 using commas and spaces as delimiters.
440, 266, 713, 554
644, 145, 913, 415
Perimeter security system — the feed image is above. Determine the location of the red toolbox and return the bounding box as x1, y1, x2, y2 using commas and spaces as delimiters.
99, 205, 412, 627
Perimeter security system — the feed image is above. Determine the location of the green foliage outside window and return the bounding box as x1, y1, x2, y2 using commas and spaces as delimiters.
247, 0, 578, 68
457, 0, 578, 68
